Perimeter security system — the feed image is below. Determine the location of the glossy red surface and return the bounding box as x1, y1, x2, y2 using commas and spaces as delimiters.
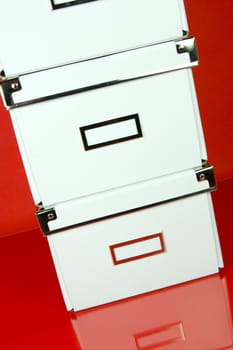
0, 179, 232, 349
71, 275, 232, 350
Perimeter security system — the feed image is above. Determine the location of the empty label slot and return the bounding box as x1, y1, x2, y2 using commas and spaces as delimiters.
80, 114, 142, 150
51, 0, 96, 9
134, 322, 185, 349
110, 233, 165, 265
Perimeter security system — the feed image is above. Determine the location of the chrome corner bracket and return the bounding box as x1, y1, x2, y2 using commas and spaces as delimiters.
176, 37, 198, 63
195, 164, 216, 190
36, 207, 57, 236
0, 77, 21, 108
0, 70, 6, 79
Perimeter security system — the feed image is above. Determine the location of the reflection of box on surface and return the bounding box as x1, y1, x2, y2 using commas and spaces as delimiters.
0, 0, 224, 312
71, 274, 233, 349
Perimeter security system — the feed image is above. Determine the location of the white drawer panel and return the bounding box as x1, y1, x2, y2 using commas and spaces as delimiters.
11, 68, 206, 206
0, 0, 188, 76
48, 192, 222, 311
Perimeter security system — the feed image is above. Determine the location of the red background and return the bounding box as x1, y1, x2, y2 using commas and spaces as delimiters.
0, 0, 233, 237
0, 1, 233, 349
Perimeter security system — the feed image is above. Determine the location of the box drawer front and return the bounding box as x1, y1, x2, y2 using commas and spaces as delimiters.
12, 69, 205, 205
48, 193, 221, 311
0, 0, 187, 75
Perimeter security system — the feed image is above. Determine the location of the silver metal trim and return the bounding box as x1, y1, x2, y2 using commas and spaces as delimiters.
1, 38, 198, 109
0, 77, 22, 106
36, 207, 57, 235
195, 164, 216, 189
37, 165, 216, 236
176, 37, 198, 62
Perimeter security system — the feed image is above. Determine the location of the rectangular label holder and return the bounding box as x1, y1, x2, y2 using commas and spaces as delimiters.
51, 0, 98, 10
110, 233, 165, 265
80, 114, 143, 150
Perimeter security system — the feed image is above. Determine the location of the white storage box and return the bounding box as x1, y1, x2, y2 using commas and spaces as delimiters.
1, 38, 207, 206
38, 166, 223, 311
71, 274, 233, 349
0, 0, 188, 76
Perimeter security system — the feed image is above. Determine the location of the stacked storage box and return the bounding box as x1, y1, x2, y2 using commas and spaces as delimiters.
0, 0, 223, 311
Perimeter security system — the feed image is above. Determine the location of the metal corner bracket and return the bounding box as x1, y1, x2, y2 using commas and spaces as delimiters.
36, 207, 57, 236
0, 70, 6, 79
176, 37, 198, 63
195, 164, 216, 190
0, 77, 22, 107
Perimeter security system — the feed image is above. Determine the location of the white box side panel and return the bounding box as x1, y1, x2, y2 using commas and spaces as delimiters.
186, 69, 207, 160
9, 110, 41, 204
47, 238, 73, 310
48, 193, 221, 311
179, 0, 189, 34
207, 194, 224, 268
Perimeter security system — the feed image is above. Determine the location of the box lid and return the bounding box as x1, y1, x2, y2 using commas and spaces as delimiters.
0, 38, 197, 109
37, 165, 216, 235
0, 0, 188, 76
